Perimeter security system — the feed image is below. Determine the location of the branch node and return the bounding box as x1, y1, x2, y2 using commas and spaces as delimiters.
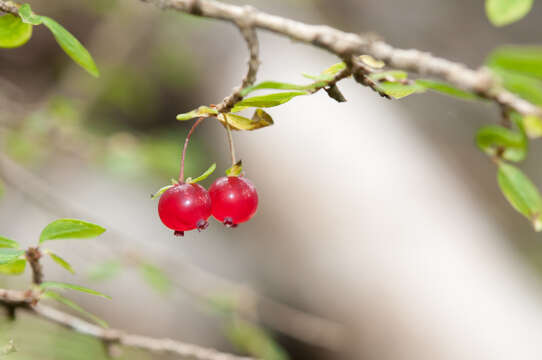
25, 247, 43, 286
187, 0, 202, 16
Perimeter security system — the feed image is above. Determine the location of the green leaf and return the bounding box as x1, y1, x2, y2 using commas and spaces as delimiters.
226, 318, 289, 360
88, 260, 122, 281
139, 263, 171, 294
176, 106, 217, 121
226, 160, 243, 177
523, 115, 542, 138
368, 70, 425, 99
187, 163, 216, 184
369, 70, 408, 82
219, 109, 274, 131
373, 81, 425, 99
0, 248, 24, 265
302, 62, 346, 82
0, 14, 32, 48
42, 290, 109, 328
18, 4, 42, 25
231, 92, 307, 112
0, 179, 4, 199
45, 250, 75, 274
475, 125, 527, 162
241, 81, 317, 97
39, 219, 106, 243
359, 55, 385, 69
487, 46, 542, 79
0, 236, 19, 249
489, 67, 542, 105
151, 184, 174, 199
321, 62, 346, 76
416, 79, 481, 100
40, 281, 111, 299
486, 0, 533, 26
0, 259, 26, 275
40, 17, 99, 77
206, 292, 241, 315
497, 162, 542, 231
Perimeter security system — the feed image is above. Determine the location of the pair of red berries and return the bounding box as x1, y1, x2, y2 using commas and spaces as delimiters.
158, 176, 258, 236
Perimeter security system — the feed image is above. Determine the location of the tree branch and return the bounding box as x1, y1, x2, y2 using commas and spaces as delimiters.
216, 6, 260, 113
0, 0, 18, 15
0, 289, 254, 360
139, 0, 541, 116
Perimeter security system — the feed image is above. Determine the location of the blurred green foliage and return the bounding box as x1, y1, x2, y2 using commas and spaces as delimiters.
0, 314, 149, 360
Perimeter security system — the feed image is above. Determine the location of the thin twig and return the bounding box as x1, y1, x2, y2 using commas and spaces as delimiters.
179, 117, 205, 183
25, 247, 43, 285
216, 6, 260, 113
138, 0, 541, 116
0, 289, 254, 360
225, 118, 236, 166
0, 0, 18, 15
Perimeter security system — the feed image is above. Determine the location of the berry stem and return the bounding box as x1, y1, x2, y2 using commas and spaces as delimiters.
225, 117, 237, 167
179, 117, 204, 183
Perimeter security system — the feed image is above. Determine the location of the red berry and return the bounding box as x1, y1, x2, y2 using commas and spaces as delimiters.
158, 183, 211, 235
209, 176, 258, 227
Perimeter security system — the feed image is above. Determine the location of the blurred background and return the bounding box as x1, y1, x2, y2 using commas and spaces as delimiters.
2, 0, 542, 359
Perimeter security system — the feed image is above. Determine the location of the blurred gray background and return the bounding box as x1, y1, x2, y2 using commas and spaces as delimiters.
1, 0, 542, 359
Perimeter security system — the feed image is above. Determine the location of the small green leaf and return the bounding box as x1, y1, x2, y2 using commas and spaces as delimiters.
321, 62, 346, 76
487, 46, 542, 79
523, 115, 542, 138
42, 290, 108, 328
369, 70, 408, 82
0, 248, 24, 265
226, 318, 289, 360
359, 55, 385, 69
139, 263, 171, 294
476, 125, 527, 162
40, 281, 111, 299
206, 292, 241, 315
219, 110, 274, 131
241, 81, 317, 96
373, 81, 425, 99
416, 79, 481, 100
45, 250, 75, 274
18, 4, 43, 25
486, 0, 533, 26
302, 62, 346, 82
176, 106, 217, 121
187, 163, 216, 184
40, 16, 99, 77
226, 160, 243, 177
497, 162, 542, 230
231, 92, 307, 112
0, 236, 19, 249
151, 184, 174, 199
88, 260, 122, 281
0, 179, 4, 199
39, 219, 106, 243
0, 14, 32, 48
0, 259, 26, 275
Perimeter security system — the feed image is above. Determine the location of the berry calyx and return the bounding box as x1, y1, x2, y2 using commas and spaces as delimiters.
158, 183, 212, 235
209, 176, 258, 227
